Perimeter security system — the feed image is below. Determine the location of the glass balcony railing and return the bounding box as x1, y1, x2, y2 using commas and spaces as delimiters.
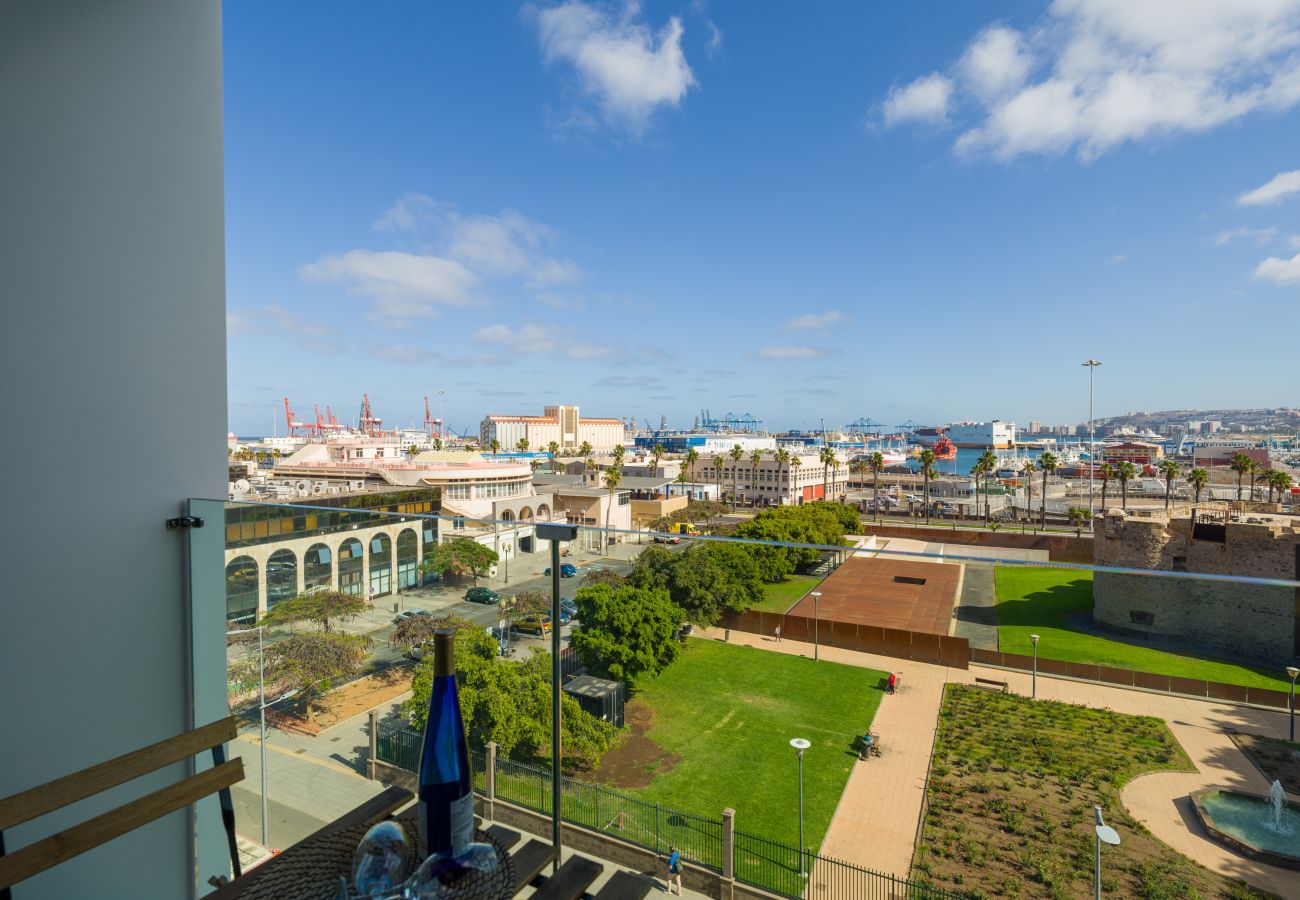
187, 496, 1300, 898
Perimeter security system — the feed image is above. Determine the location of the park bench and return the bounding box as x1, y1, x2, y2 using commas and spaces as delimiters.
973, 677, 1008, 693
0, 717, 244, 898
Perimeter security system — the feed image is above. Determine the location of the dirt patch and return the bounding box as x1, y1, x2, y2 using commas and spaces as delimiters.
1230, 731, 1300, 794
275, 666, 414, 735
585, 703, 681, 790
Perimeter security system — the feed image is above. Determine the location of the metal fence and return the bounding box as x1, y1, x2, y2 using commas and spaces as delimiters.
375, 724, 960, 899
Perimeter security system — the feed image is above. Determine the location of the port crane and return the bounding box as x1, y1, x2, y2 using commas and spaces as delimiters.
845, 417, 885, 436
423, 396, 443, 438
358, 393, 383, 436
283, 397, 316, 437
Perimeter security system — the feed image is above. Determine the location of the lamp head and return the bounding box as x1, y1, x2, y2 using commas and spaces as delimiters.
789, 738, 811, 752
1030, 634, 1040, 645
1287, 666, 1299, 680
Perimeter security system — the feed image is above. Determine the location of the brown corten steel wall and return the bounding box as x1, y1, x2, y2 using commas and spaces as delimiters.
856, 523, 1094, 563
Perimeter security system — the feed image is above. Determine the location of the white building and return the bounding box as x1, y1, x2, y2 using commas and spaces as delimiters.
480, 405, 624, 452
685, 452, 832, 506
945, 421, 1017, 449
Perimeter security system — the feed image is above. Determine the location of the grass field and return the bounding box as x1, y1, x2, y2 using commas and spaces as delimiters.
747, 574, 822, 613
995, 567, 1291, 691
602, 639, 884, 850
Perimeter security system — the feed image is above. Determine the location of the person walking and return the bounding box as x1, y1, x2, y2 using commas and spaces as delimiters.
887, 672, 897, 695
774, 624, 782, 642
665, 846, 682, 895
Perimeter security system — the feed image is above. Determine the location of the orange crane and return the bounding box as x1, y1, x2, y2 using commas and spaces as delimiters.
424, 396, 443, 438
359, 393, 383, 436
284, 398, 314, 436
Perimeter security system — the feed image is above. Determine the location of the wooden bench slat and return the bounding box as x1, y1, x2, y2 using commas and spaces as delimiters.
207, 785, 413, 899
510, 839, 558, 894
531, 855, 603, 900
593, 870, 657, 900
0, 759, 243, 890
0, 717, 238, 832
485, 822, 521, 850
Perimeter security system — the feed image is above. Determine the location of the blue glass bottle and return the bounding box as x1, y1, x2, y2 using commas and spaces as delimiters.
417, 629, 474, 859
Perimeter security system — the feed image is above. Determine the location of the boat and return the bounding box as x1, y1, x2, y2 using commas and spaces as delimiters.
932, 436, 957, 459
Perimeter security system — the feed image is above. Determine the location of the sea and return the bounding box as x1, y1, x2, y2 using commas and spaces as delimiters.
903, 446, 1048, 477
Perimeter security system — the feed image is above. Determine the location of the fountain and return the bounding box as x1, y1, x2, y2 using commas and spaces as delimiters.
1191, 783, 1300, 869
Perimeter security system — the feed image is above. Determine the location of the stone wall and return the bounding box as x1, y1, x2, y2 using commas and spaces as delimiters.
1093, 510, 1299, 665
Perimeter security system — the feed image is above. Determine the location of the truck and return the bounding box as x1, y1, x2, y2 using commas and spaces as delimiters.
676, 523, 703, 536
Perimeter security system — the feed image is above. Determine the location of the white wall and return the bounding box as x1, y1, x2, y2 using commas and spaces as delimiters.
0, 3, 228, 897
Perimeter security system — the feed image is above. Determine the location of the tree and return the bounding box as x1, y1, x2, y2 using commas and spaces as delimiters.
488, 438, 501, 456
1267, 469, 1293, 502
976, 450, 998, 525
1114, 460, 1137, 511
818, 446, 836, 501
868, 451, 885, 521
750, 449, 764, 506
735, 503, 850, 581
432, 437, 443, 451
571, 583, 684, 687
612, 444, 625, 467
1038, 451, 1058, 528
505, 589, 551, 618
685, 447, 700, 487
547, 441, 560, 473
1157, 458, 1181, 510
918, 448, 937, 525
829, 456, 842, 502
579, 566, 627, 590
517, 438, 529, 453
1021, 459, 1036, 522
258, 589, 368, 633
389, 612, 478, 653
406, 444, 420, 459
425, 539, 499, 585
848, 458, 867, 511
713, 455, 725, 504
1188, 467, 1209, 505
729, 444, 744, 508
650, 442, 666, 477
260, 631, 370, 722
790, 455, 802, 503
1230, 452, 1252, 501
1067, 506, 1089, 535
1248, 459, 1263, 501
1098, 462, 1115, 512
578, 440, 593, 458
602, 464, 622, 555
628, 542, 762, 626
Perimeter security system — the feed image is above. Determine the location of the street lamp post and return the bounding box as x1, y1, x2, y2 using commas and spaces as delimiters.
437, 389, 446, 443
537, 522, 579, 873
1093, 806, 1120, 899
1287, 666, 1299, 742
810, 591, 821, 662
1030, 634, 1040, 699
1083, 360, 1101, 527
789, 738, 810, 877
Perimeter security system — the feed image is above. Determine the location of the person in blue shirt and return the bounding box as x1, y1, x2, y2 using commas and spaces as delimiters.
665, 846, 682, 895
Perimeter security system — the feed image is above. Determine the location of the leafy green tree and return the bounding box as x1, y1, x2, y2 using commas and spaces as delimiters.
1188, 467, 1209, 505
516, 438, 529, 453
612, 444, 626, 467
918, 448, 937, 525
547, 441, 560, 473
1038, 451, 1058, 527
432, 437, 443, 451
578, 440, 593, 458
571, 583, 683, 687
1157, 458, 1181, 510
684, 447, 700, 486
578, 567, 627, 590
818, 446, 835, 501
601, 464, 622, 555
425, 539, 499, 585
258, 589, 368, 633
1267, 469, 1293, 502
790, 454, 803, 503
406, 444, 420, 459
1230, 452, 1252, 501
488, 439, 501, 456
734, 503, 849, 582
1097, 462, 1115, 511
1067, 506, 1089, 535
389, 612, 478, 652
729, 444, 744, 508
867, 451, 885, 521
650, 442, 666, 477
260, 631, 370, 722
628, 542, 762, 625
1114, 460, 1137, 511
505, 589, 551, 618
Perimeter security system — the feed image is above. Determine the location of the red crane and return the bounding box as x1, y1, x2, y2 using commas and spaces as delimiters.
284, 398, 316, 437
359, 393, 383, 436
424, 396, 443, 437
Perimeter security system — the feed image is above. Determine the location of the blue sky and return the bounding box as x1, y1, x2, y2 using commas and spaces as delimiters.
224, 1, 1300, 437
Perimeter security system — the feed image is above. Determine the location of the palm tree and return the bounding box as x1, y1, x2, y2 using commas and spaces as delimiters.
432, 437, 443, 451
774, 448, 791, 504
729, 444, 744, 508
1188, 467, 1209, 505
1268, 470, 1293, 502
488, 439, 501, 457
601, 465, 622, 556
713, 455, 725, 504
1157, 458, 1181, 510
790, 455, 803, 504
977, 449, 998, 524
1097, 462, 1115, 512
612, 444, 625, 468
1038, 451, 1058, 528
1021, 460, 1036, 522
516, 438, 529, 453
849, 458, 868, 509
868, 451, 885, 521
750, 449, 764, 507
685, 447, 700, 487
1247, 460, 1263, 501
1230, 452, 1252, 501
918, 449, 937, 524
649, 442, 666, 476
578, 440, 593, 458
830, 456, 842, 502
818, 446, 836, 501
1114, 460, 1137, 511
547, 440, 560, 473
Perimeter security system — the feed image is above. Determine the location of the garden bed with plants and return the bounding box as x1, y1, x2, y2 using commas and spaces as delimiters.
1228, 731, 1300, 795
912, 685, 1271, 898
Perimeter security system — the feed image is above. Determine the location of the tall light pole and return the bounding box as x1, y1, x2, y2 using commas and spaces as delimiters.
810, 591, 821, 662
789, 738, 810, 877
226, 626, 299, 848
1093, 806, 1120, 899
437, 389, 446, 443
538, 522, 579, 872
1030, 633, 1040, 699
1287, 666, 1299, 742
1083, 360, 1101, 526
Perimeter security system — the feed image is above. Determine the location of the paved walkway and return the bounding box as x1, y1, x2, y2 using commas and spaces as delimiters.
699, 627, 1300, 898
952, 564, 997, 649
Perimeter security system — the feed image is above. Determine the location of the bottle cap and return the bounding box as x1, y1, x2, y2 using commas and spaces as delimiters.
434, 629, 455, 677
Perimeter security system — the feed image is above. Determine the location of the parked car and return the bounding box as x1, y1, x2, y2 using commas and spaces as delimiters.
544, 563, 577, 578
464, 587, 500, 604
653, 534, 681, 544
559, 598, 579, 620
513, 614, 553, 635
392, 608, 432, 624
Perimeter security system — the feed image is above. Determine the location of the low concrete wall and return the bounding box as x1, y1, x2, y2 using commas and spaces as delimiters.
857, 523, 1093, 563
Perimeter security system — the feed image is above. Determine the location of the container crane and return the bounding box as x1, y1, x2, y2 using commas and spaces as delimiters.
359, 393, 383, 436
424, 396, 443, 438
283, 397, 315, 437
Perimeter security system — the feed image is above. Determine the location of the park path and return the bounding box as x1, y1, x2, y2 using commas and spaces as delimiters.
698, 627, 1300, 898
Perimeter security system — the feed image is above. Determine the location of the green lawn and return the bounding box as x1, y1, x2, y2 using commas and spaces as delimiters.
747, 574, 822, 613
626, 639, 884, 850
995, 567, 1291, 691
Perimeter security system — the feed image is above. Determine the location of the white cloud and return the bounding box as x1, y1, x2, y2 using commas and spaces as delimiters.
1254, 250, 1300, 284
446, 209, 581, 287
372, 345, 440, 364
705, 21, 723, 58
756, 346, 835, 360
890, 1, 1300, 160
263, 304, 334, 337
300, 250, 477, 317
958, 26, 1031, 98
783, 310, 846, 331
1108, 254, 1127, 263
226, 311, 253, 337
1212, 225, 1279, 245
474, 322, 617, 360
1290, 235, 1300, 248
1238, 169, 1300, 206
883, 73, 953, 127
372, 192, 443, 233
534, 1, 697, 132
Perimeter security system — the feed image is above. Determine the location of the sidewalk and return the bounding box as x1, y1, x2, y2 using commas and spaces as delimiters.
699, 626, 1300, 898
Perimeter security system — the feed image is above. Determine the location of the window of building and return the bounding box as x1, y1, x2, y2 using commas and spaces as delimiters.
304, 543, 332, 590
225, 556, 258, 624
266, 548, 297, 610
397, 529, 419, 590
1130, 610, 1155, 626
338, 538, 364, 596
369, 533, 392, 598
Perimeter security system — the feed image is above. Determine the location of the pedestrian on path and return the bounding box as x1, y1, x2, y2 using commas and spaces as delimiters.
665, 846, 682, 895
887, 672, 897, 694
774, 625, 782, 642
